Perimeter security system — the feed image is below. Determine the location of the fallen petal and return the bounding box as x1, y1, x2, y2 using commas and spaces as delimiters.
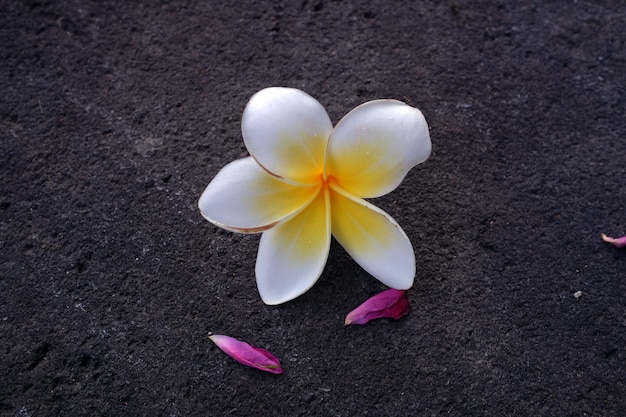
345, 289, 410, 326
209, 334, 283, 374
601, 233, 626, 248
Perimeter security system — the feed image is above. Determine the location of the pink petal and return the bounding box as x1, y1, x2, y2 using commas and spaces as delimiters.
601, 233, 626, 248
345, 289, 410, 326
209, 334, 283, 374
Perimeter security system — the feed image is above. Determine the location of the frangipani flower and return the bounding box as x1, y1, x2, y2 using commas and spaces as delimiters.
345, 289, 410, 326
601, 233, 626, 248
199, 87, 431, 305
209, 334, 283, 374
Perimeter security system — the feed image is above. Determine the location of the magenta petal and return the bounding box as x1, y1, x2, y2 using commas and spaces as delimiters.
601, 233, 626, 248
209, 334, 283, 374
345, 289, 410, 325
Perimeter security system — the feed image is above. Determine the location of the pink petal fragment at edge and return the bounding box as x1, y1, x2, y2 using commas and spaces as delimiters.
209, 334, 283, 374
345, 289, 410, 326
601, 233, 626, 248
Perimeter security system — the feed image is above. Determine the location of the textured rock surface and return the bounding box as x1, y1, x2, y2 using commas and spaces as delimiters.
1, 1, 625, 416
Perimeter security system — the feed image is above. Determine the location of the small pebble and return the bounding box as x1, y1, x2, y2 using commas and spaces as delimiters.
574, 291, 583, 299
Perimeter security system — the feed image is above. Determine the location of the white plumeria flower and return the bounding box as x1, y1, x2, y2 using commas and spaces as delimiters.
199, 87, 431, 305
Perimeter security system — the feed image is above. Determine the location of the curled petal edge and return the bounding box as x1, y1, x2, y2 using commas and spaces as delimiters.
345, 289, 410, 326
209, 334, 283, 374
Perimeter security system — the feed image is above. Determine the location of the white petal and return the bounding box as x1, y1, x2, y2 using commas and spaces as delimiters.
329, 184, 415, 289
325, 99, 431, 198
198, 157, 319, 233
242, 87, 333, 185
256, 187, 331, 304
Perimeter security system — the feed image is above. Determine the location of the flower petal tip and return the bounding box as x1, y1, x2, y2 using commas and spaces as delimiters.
344, 288, 410, 326
209, 334, 283, 374
601, 233, 626, 248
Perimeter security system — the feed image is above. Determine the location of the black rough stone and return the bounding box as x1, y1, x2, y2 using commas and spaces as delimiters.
1, 1, 625, 416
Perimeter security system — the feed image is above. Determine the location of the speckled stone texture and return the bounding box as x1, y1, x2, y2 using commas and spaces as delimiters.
1, 1, 625, 416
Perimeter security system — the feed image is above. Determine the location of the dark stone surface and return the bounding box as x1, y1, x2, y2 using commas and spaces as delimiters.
1, 1, 625, 416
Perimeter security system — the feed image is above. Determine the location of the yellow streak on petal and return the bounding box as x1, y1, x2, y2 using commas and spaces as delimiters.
325, 138, 397, 197
324, 100, 431, 198
270, 132, 326, 185
255, 186, 331, 304
199, 157, 321, 233
271, 185, 330, 263
329, 183, 394, 254
248, 175, 319, 223
328, 183, 415, 289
